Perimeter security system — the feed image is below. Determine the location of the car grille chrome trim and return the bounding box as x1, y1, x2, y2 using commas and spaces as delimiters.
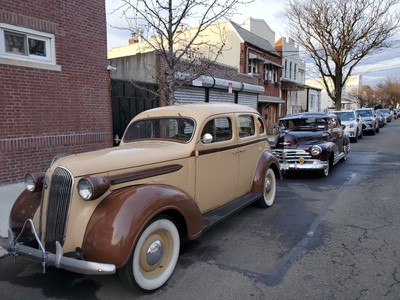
273, 149, 312, 162
45, 167, 73, 253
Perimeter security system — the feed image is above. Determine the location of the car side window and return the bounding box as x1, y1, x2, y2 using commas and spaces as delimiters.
257, 117, 265, 134
201, 117, 232, 143
238, 115, 255, 138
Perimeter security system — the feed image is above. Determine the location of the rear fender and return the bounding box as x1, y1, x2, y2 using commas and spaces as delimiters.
82, 184, 203, 268
251, 150, 281, 193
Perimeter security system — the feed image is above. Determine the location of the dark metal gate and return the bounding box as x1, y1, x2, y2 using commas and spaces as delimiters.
111, 79, 159, 145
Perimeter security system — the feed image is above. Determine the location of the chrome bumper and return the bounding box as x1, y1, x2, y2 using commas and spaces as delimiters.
0, 219, 116, 275
280, 160, 328, 171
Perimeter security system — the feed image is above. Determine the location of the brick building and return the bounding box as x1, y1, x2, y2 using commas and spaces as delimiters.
0, 1, 112, 184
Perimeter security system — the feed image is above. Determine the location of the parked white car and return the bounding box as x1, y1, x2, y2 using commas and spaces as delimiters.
355, 108, 380, 135
332, 110, 363, 142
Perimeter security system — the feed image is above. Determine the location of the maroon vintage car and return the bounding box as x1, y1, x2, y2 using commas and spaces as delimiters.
272, 112, 350, 177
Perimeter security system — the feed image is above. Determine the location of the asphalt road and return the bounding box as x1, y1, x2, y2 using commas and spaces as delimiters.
1, 120, 399, 300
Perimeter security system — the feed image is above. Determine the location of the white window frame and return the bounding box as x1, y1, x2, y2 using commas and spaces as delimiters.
248, 58, 258, 74
265, 64, 277, 83
0, 23, 60, 71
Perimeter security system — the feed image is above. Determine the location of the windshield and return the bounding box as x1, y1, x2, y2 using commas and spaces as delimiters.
357, 110, 372, 117
123, 117, 195, 143
280, 117, 327, 130
335, 112, 355, 121
377, 109, 389, 114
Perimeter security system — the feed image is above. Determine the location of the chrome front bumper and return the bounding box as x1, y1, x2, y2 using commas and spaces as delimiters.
273, 149, 328, 171
280, 160, 328, 171
0, 219, 116, 275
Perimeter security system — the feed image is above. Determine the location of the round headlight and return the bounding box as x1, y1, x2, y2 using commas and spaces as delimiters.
25, 174, 36, 192
78, 178, 94, 200
310, 145, 322, 156
24, 172, 45, 192
77, 176, 110, 201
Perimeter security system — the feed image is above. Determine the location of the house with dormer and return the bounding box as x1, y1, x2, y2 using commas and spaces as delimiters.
108, 17, 284, 133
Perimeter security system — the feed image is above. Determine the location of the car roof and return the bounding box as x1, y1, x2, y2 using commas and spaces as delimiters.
133, 103, 259, 121
279, 112, 333, 120
331, 110, 355, 113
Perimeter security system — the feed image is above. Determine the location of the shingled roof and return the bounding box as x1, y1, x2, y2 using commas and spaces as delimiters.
229, 21, 280, 57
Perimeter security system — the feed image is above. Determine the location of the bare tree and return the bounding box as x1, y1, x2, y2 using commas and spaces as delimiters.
348, 85, 378, 108
110, 0, 252, 105
285, 0, 400, 110
375, 77, 400, 108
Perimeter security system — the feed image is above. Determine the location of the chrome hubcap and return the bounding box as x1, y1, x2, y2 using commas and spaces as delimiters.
265, 178, 271, 194
146, 240, 164, 266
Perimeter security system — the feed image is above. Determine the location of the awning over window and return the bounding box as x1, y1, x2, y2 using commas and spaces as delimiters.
192, 75, 264, 94
264, 59, 283, 68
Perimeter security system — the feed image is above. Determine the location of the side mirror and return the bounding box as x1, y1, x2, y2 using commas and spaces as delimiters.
202, 133, 213, 144
341, 124, 346, 129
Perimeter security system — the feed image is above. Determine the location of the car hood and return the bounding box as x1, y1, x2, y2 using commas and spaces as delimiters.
359, 116, 374, 121
276, 130, 329, 148
340, 120, 355, 125
54, 142, 191, 177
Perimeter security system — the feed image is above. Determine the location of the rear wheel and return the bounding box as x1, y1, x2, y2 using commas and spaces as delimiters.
257, 168, 276, 208
118, 217, 180, 292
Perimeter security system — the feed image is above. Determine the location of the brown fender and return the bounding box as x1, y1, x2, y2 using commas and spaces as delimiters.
251, 150, 282, 193
9, 189, 41, 234
82, 184, 203, 268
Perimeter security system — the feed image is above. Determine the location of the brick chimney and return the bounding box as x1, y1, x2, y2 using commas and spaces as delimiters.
129, 33, 138, 45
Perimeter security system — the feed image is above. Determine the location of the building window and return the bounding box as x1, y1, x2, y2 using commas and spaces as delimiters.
265, 64, 277, 83
294, 63, 297, 81
248, 58, 258, 74
284, 60, 288, 78
0, 23, 58, 68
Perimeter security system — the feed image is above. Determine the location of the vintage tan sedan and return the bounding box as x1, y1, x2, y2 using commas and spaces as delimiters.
0, 103, 281, 292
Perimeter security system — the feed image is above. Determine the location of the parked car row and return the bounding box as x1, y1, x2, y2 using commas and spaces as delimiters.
271, 106, 398, 178
1, 102, 398, 293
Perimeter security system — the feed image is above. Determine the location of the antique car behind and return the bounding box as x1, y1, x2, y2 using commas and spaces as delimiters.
331, 110, 363, 142
355, 108, 380, 135
273, 112, 350, 177
0, 103, 281, 292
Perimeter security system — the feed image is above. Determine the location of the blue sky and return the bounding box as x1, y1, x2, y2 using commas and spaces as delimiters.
105, 0, 400, 87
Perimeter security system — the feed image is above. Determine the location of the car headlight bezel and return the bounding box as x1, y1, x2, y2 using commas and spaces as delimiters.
24, 172, 46, 192
310, 145, 322, 156
77, 176, 110, 201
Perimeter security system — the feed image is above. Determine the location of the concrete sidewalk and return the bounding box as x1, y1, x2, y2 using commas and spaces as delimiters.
0, 182, 24, 257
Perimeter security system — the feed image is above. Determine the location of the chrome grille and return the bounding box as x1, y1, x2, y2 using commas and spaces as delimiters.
45, 167, 73, 253
273, 149, 312, 162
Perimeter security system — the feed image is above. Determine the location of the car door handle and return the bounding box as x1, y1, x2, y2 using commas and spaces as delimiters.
239, 148, 245, 152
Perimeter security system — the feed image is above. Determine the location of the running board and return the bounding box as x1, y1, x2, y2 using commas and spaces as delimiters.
202, 192, 261, 232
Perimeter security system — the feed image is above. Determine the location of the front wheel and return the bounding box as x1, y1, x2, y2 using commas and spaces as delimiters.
118, 217, 180, 292
257, 168, 276, 208
318, 162, 330, 177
